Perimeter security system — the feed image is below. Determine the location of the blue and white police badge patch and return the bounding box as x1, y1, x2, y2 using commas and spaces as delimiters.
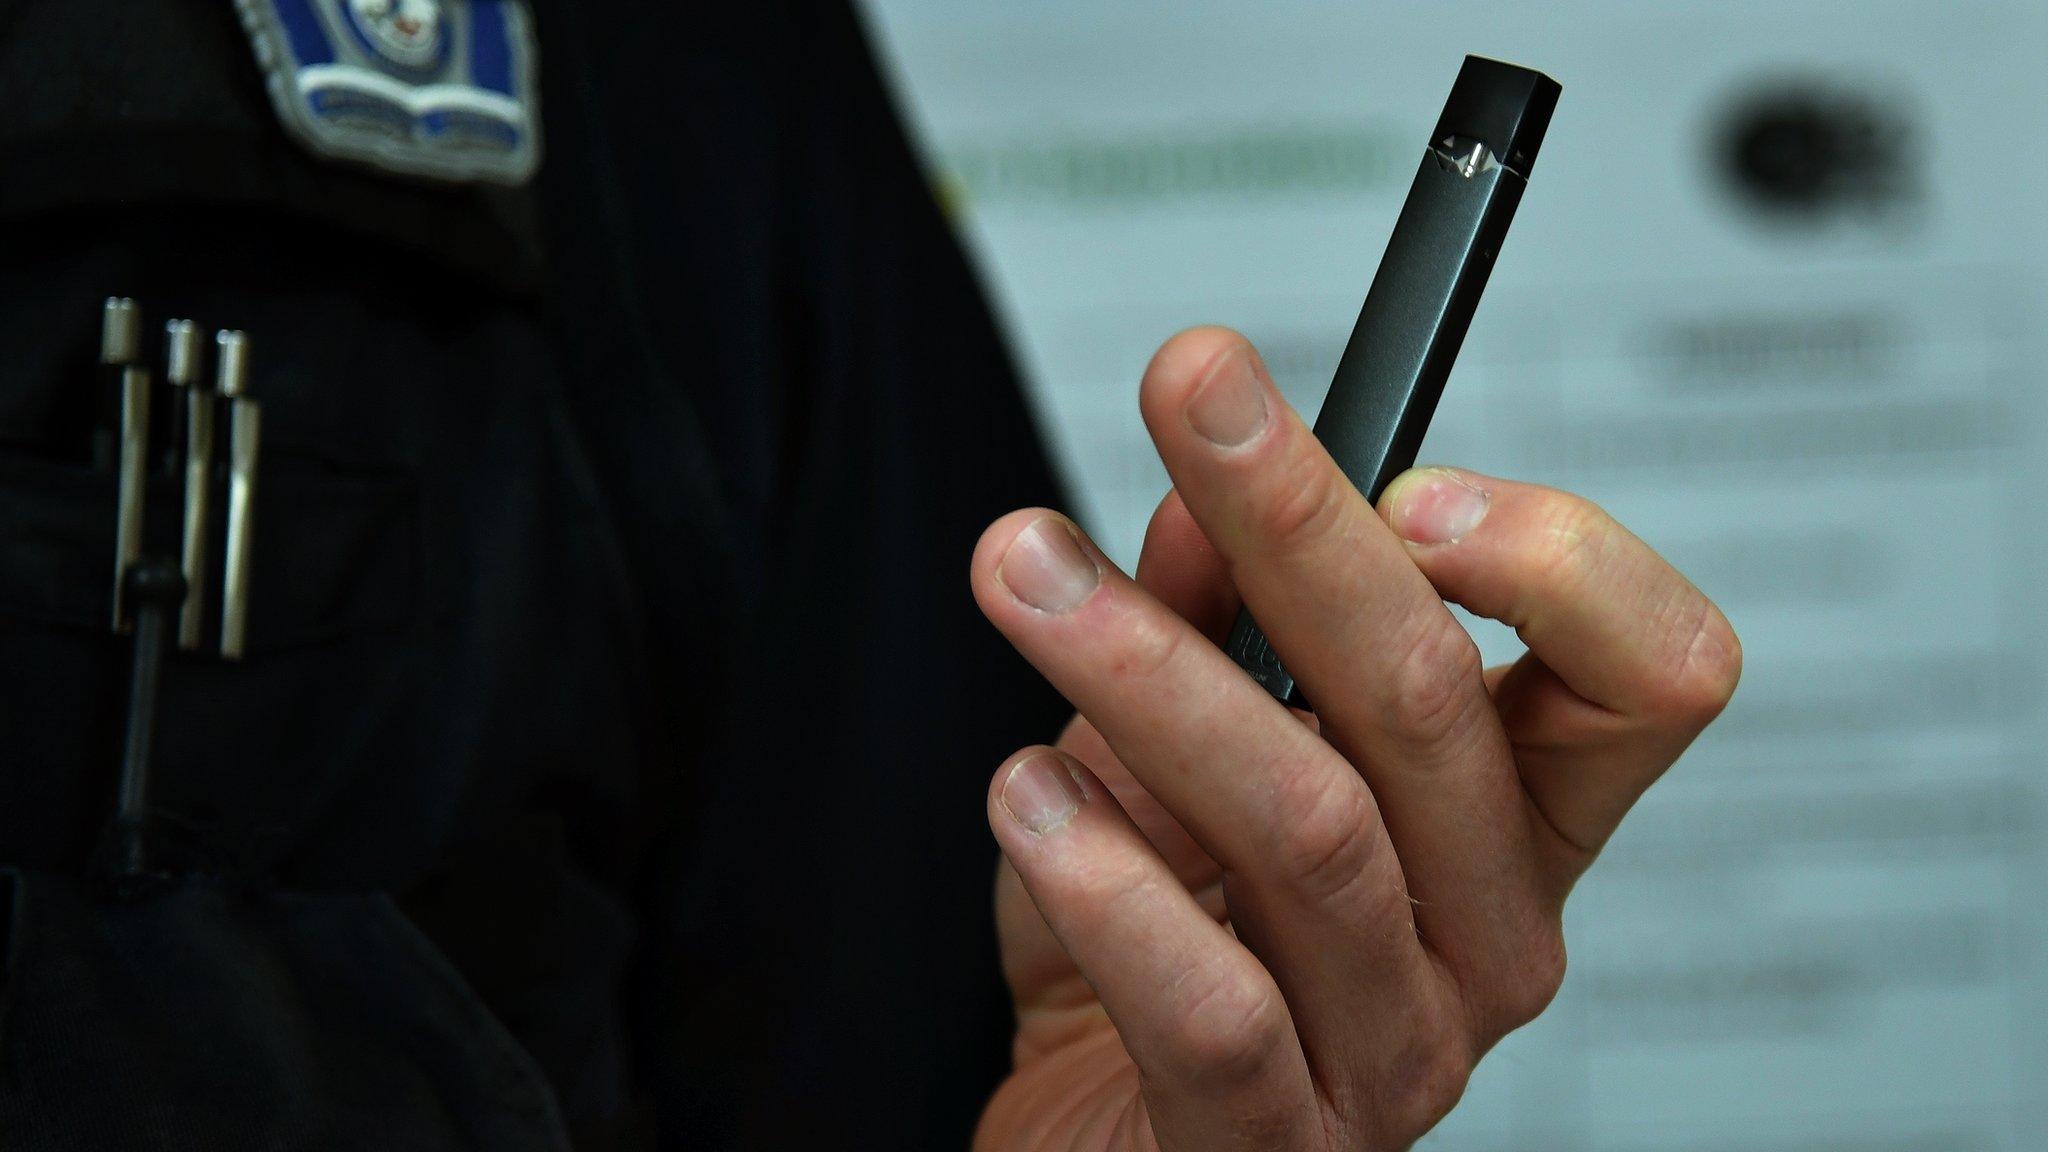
235, 0, 540, 186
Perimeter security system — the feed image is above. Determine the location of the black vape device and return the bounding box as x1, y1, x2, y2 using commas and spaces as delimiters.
1224, 55, 1560, 707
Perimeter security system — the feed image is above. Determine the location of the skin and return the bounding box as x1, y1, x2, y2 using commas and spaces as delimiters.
969, 328, 1741, 1151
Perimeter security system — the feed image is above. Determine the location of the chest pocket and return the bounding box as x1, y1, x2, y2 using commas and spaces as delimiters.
0, 432, 429, 878
0, 448, 418, 656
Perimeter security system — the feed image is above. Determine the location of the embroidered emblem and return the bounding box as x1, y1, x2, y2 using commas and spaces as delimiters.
235, 0, 540, 185
346, 0, 448, 72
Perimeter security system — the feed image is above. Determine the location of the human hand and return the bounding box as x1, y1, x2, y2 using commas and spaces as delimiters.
970, 327, 1740, 1150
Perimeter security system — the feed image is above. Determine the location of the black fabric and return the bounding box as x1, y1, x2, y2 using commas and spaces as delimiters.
0, 0, 544, 290
0, 1, 1068, 1149
0, 869, 571, 1152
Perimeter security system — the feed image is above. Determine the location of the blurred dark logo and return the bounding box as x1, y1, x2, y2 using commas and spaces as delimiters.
1713, 78, 1918, 225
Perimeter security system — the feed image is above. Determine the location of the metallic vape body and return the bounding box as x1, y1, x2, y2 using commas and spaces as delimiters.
1225, 56, 1561, 706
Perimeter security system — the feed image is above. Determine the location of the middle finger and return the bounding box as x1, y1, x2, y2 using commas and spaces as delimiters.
969, 509, 1445, 1049
1138, 327, 1549, 977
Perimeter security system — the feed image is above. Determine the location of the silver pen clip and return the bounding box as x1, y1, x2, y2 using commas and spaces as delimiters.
103, 298, 143, 629
217, 332, 259, 661
170, 321, 213, 651
113, 363, 152, 632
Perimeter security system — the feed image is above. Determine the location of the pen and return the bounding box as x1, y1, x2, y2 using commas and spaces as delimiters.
174, 322, 215, 651
112, 361, 153, 632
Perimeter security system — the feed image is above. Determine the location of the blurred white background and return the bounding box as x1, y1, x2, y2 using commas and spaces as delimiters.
862, 1, 2048, 1147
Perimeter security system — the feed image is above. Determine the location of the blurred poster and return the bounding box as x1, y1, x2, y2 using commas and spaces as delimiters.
861, 1, 2048, 1148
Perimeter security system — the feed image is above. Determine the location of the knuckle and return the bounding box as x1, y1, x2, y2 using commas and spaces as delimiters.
1660, 601, 1743, 725
1070, 850, 1158, 911
1384, 614, 1485, 747
1268, 771, 1385, 909
1064, 864, 1176, 945
1255, 449, 1347, 551
1525, 490, 1743, 728
1377, 1028, 1476, 1139
1526, 494, 1613, 595
1160, 968, 1292, 1090
1492, 923, 1569, 1031
1109, 609, 1187, 683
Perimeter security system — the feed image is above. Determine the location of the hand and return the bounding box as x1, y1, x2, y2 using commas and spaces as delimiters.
969, 328, 1740, 1151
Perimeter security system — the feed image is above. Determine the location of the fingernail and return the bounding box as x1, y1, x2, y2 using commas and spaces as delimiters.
1001, 753, 1085, 834
1385, 468, 1490, 544
1184, 344, 1270, 448
997, 516, 1101, 613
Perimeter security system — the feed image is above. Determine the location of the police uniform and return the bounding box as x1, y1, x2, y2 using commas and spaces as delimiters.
0, 2, 1067, 1148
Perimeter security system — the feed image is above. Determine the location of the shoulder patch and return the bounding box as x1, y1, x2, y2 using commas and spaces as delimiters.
235, 0, 541, 186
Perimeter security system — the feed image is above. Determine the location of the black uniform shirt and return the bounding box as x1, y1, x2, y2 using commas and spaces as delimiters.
0, 3, 1068, 1149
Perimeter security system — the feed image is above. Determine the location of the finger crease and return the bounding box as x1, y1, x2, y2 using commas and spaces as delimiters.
1522, 788, 1602, 864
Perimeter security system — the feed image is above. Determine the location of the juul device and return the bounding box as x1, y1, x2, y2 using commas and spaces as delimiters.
1224, 55, 1560, 707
